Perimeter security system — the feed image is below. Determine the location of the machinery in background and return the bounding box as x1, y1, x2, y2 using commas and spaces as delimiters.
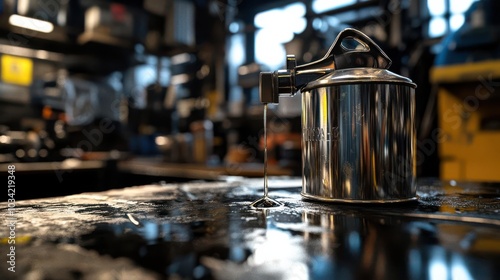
125, 53, 223, 165
0, 52, 127, 163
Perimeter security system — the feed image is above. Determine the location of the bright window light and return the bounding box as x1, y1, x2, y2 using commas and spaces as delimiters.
9, 14, 54, 33
427, 0, 446, 16
450, 0, 477, 14
450, 14, 465, 31
229, 34, 245, 66
312, 0, 355, 13
255, 29, 287, 70
254, 8, 283, 28
254, 2, 306, 70
427, 0, 478, 37
429, 16, 447, 37
290, 17, 307, 34
283, 2, 306, 17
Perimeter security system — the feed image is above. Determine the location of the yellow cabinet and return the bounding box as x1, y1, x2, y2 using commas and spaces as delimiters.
431, 60, 500, 182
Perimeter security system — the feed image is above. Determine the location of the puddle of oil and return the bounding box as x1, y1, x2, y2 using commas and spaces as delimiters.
250, 104, 283, 209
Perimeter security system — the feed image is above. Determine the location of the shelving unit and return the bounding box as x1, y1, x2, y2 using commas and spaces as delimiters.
0, 4, 196, 76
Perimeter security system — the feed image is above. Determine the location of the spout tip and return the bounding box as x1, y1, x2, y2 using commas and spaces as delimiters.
250, 196, 283, 209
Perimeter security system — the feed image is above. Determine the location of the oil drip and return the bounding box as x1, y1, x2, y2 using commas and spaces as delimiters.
250, 104, 283, 209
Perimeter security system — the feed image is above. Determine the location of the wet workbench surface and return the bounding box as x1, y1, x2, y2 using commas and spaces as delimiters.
1, 178, 500, 279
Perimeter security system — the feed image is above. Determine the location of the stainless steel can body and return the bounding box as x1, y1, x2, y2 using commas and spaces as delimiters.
301, 82, 416, 202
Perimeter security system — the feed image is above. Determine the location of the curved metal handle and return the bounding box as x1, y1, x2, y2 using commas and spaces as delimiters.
329, 28, 392, 69
296, 28, 392, 73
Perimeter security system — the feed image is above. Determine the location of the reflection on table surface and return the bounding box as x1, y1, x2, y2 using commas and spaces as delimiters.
1, 178, 499, 279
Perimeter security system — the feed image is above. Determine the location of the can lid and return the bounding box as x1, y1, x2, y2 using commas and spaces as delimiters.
302, 68, 417, 91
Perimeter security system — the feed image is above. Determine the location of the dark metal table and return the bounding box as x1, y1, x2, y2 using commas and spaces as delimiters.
1, 178, 499, 279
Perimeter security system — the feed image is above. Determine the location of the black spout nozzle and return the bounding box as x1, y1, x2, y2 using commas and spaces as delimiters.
259, 70, 296, 104
259, 72, 279, 104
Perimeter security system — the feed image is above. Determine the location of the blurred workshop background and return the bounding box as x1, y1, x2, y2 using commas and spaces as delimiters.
0, 0, 499, 200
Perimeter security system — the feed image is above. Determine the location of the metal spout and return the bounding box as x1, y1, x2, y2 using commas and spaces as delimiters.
259, 54, 329, 104
259, 28, 392, 104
